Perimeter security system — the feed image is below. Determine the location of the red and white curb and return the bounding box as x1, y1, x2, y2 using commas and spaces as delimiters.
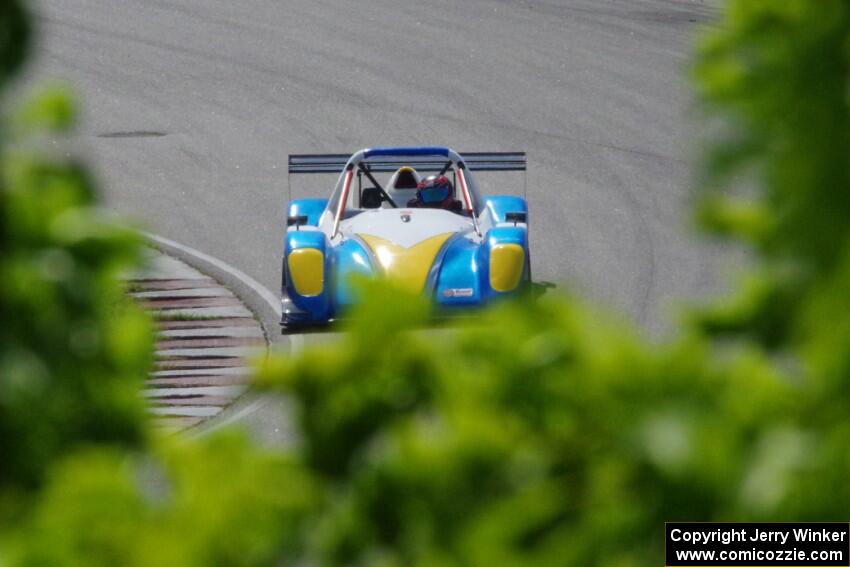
127, 251, 267, 431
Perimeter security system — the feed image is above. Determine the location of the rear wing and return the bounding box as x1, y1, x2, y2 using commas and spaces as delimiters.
288, 152, 526, 174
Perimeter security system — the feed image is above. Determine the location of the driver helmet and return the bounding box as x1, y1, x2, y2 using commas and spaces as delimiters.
415, 175, 454, 207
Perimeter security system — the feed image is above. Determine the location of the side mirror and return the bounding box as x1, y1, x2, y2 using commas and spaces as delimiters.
361, 187, 384, 209
505, 211, 527, 225
287, 214, 309, 230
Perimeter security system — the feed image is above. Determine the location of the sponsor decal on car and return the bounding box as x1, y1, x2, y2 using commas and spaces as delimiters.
442, 288, 474, 298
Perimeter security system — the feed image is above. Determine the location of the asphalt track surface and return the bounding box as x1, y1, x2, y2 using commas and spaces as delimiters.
29, 0, 725, 338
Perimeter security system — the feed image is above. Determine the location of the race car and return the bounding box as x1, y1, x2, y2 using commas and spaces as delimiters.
281, 146, 529, 330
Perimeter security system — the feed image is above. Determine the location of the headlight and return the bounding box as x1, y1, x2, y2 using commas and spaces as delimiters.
489, 243, 525, 292
288, 248, 324, 296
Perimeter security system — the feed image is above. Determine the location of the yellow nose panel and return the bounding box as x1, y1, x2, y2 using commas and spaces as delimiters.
489, 243, 525, 292
358, 233, 453, 294
288, 248, 324, 296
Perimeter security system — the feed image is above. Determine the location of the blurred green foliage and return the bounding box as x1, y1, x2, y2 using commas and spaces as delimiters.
0, 1, 312, 564
255, 287, 805, 565
4, 0, 850, 565
694, 1, 850, 357
0, 9, 150, 497
9, 434, 316, 566
0, 0, 29, 83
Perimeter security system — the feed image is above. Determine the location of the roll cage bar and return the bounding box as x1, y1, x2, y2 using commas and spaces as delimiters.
287, 147, 527, 239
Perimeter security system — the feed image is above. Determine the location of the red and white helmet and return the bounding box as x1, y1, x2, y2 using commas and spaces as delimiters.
415, 175, 455, 208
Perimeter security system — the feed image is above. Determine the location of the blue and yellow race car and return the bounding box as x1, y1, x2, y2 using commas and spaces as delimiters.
281, 146, 529, 330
